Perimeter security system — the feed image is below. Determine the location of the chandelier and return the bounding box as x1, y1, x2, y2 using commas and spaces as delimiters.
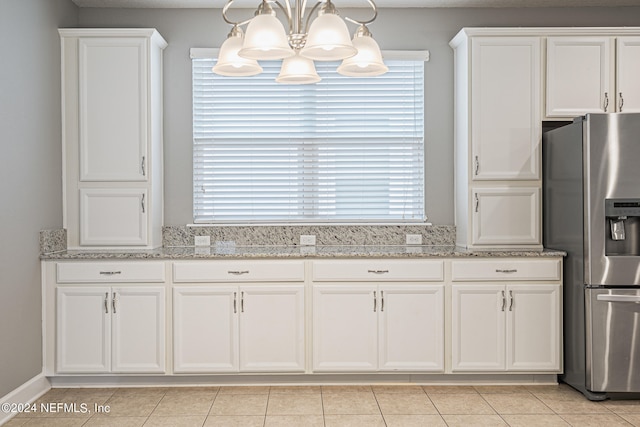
213, 0, 388, 84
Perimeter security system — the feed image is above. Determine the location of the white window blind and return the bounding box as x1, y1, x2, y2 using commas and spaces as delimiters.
192, 57, 425, 223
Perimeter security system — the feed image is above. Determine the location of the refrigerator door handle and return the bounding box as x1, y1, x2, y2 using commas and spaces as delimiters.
596, 294, 640, 303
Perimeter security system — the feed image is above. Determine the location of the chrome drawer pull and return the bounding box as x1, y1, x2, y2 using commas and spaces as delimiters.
228, 270, 249, 275
99, 271, 122, 275
367, 270, 389, 274
496, 269, 517, 273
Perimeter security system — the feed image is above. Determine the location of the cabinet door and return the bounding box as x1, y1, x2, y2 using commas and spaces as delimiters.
507, 285, 561, 371
78, 37, 147, 182
111, 287, 165, 373
173, 287, 238, 373
472, 187, 540, 246
451, 284, 505, 371
378, 285, 444, 372
79, 188, 148, 246
313, 285, 378, 372
546, 37, 613, 117
56, 287, 111, 373
471, 37, 541, 180
616, 37, 640, 113
239, 285, 305, 372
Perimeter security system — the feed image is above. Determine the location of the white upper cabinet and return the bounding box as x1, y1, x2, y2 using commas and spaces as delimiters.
546, 37, 613, 117
60, 29, 166, 249
617, 37, 640, 113
78, 37, 148, 182
471, 37, 541, 181
546, 35, 640, 117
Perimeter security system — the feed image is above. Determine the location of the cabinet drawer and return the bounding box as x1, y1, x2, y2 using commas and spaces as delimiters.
312, 260, 444, 282
56, 261, 165, 283
172, 261, 305, 283
451, 259, 561, 281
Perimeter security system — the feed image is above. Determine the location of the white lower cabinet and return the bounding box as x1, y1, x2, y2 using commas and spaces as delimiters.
173, 285, 305, 373
56, 286, 165, 374
451, 283, 560, 372
313, 284, 444, 372
172, 287, 238, 373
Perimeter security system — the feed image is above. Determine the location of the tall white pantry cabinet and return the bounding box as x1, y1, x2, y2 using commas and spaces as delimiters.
59, 29, 167, 249
451, 32, 542, 250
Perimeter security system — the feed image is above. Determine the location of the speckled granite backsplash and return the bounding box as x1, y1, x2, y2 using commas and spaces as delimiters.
163, 225, 455, 247
40, 229, 67, 254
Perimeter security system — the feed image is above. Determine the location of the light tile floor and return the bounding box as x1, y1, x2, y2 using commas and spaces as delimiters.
5, 384, 640, 426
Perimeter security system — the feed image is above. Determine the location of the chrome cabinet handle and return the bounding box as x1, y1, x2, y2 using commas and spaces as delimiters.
241, 291, 244, 312
509, 290, 514, 311
112, 292, 117, 314
141, 156, 146, 176
228, 270, 249, 275
104, 292, 109, 314
475, 156, 479, 175
99, 271, 121, 275
619, 92, 624, 111
141, 194, 145, 213
367, 270, 389, 274
475, 193, 479, 213
381, 291, 384, 312
373, 291, 377, 312
604, 92, 609, 112
233, 292, 237, 314
496, 269, 517, 273
501, 290, 506, 312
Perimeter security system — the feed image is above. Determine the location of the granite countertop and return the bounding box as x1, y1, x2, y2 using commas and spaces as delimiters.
40, 245, 566, 260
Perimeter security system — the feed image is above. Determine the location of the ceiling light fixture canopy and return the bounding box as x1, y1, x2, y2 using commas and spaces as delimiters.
213, 0, 386, 83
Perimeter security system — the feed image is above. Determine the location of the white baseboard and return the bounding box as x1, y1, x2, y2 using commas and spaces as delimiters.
0, 373, 51, 425
48, 373, 558, 388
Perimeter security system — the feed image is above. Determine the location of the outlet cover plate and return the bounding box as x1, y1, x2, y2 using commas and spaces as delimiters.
300, 235, 316, 246
194, 235, 211, 246
406, 234, 423, 245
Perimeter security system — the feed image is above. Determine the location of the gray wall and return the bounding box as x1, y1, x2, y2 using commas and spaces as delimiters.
78, 6, 640, 226
0, 0, 77, 397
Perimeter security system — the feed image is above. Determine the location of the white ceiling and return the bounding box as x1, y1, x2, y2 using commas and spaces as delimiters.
70, 0, 640, 8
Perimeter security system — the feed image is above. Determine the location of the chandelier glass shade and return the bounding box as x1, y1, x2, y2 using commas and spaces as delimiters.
214, 0, 386, 83
213, 27, 264, 76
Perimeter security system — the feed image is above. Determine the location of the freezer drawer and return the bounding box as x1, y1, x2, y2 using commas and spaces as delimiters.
586, 288, 640, 393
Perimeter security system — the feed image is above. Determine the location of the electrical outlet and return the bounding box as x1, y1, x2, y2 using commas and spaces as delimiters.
406, 234, 423, 245
300, 235, 316, 246
194, 235, 211, 246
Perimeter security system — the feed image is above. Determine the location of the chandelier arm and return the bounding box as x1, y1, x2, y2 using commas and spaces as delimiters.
221, 0, 253, 27
344, 0, 378, 26
273, 1, 295, 33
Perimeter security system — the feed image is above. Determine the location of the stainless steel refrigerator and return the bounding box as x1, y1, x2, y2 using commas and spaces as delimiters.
544, 113, 640, 400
